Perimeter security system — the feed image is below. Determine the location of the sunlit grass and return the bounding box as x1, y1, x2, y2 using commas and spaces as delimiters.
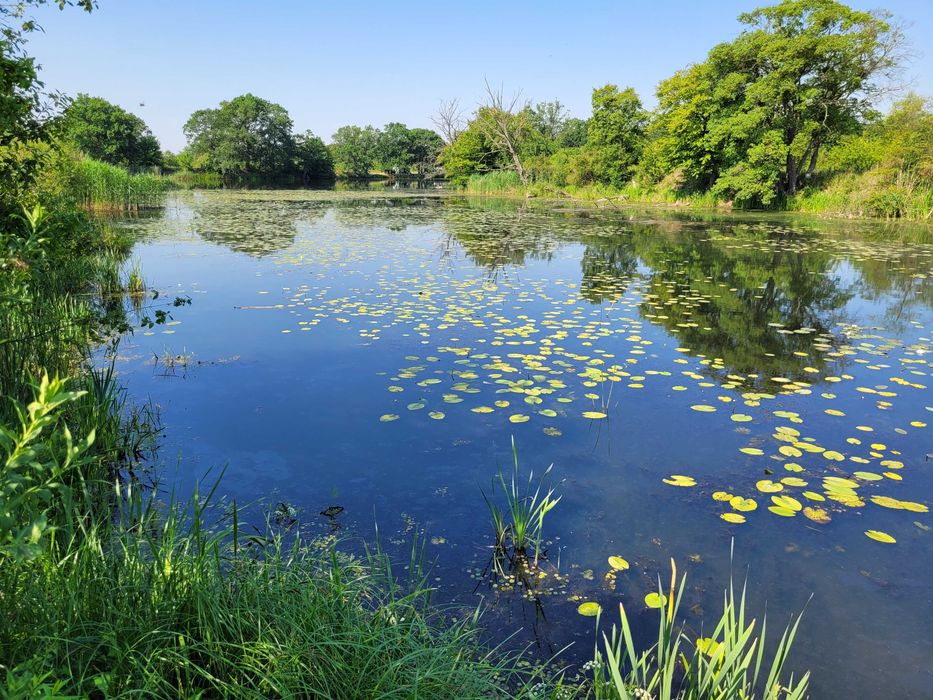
72, 158, 172, 211
483, 437, 561, 568
591, 554, 809, 700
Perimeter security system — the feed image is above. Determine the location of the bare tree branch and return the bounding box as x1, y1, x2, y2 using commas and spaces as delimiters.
432, 98, 465, 144
478, 79, 530, 185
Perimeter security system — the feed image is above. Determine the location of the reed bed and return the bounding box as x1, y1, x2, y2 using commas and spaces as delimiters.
71, 158, 172, 211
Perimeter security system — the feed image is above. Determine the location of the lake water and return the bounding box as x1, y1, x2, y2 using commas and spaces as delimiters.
116, 190, 932, 698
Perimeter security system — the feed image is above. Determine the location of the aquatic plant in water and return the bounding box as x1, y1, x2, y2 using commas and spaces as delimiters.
482, 437, 561, 569
589, 552, 809, 700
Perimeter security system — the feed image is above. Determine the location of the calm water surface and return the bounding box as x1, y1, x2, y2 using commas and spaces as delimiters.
116, 191, 932, 699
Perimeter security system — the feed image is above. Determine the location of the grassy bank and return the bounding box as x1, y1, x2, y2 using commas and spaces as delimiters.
463, 169, 933, 221
786, 168, 933, 220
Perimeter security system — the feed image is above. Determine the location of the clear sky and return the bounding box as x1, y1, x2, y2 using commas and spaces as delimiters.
25, 0, 933, 152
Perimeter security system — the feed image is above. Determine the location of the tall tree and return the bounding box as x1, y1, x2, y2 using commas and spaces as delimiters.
438, 123, 498, 186
476, 81, 531, 184
587, 84, 647, 187
183, 94, 295, 178
61, 94, 161, 168
407, 127, 444, 176
376, 122, 413, 174
655, 0, 904, 204
330, 125, 378, 177
293, 130, 334, 181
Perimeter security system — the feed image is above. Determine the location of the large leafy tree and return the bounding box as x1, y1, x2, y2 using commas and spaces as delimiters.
293, 130, 334, 181
61, 94, 161, 168
1, 1, 94, 208
587, 85, 648, 187
330, 125, 378, 177
368, 123, 444, 176
375, 122, 411, 174
655, 0, 903, 205
183, 94, 295, 177
438, 123, 498, 186
407, 127, 444, 176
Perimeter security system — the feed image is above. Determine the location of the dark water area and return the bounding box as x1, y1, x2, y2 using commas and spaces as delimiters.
114, 190, 932, 698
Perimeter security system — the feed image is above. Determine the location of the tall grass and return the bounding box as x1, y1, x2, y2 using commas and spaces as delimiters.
591, 556, 809, 700
787, 168, 933, 220
465, 170, 523, 194
71, 158, 172, 211
0, 380, 531, 698
0, 205, 131, 412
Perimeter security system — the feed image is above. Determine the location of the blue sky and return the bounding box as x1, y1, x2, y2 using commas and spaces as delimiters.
26, 0, 933, 152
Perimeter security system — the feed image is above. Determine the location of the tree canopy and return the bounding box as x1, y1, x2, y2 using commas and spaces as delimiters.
587, 85, 647, 187
182, 94, 333, 181
61, 94, 161, 168
655, 0, 903, 204
331, 123, 444, 177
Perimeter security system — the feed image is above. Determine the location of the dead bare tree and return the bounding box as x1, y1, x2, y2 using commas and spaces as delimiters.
432, 98, 466, 144
477, 80, 530, 185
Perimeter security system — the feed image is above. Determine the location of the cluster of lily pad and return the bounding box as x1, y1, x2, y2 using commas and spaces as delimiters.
143, 193, 931, 544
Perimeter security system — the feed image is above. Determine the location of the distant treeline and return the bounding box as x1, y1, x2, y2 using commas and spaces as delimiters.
437, 0, 932, 218
48, 0, 932, 217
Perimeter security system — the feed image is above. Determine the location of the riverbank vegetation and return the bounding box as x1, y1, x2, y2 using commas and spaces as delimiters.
122, 0, 932, 221
440, 0, 931, 220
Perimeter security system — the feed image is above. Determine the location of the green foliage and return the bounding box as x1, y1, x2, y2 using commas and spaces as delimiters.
655, 0, 902, 205
60, 94, 161, 168
0, 374, 93, 561
293, 129, 335, 181
712, 129, 787, 206
330, 124, 379, 177
371, 122, 444, 176
482, 437, 561, 568
464, 170, 522, 194
531, 147, 600, 188
0, 2, 95, 211
588, 85, 648, 187
407, 127, 445, 176
439, 124, 499, 186
185, 93, 293, 177
65, 157, 170, 210
557, 117, 589, 149
592, 557, 809, 700
0, 202, 131, 411
183, 94, 332, 182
